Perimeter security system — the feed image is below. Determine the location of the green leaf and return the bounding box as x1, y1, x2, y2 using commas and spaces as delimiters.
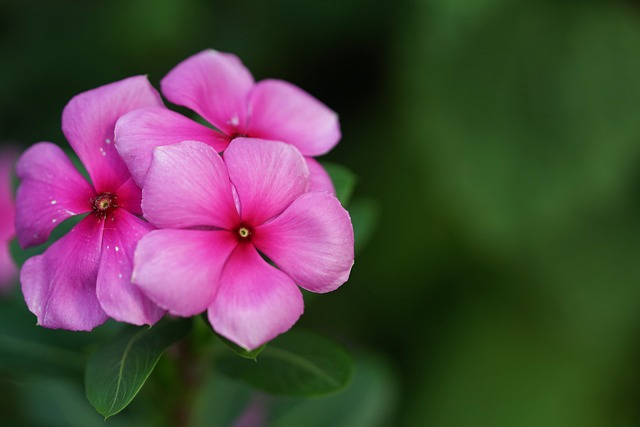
348, 196, 380, 253
187, 374, 253, 427
85, 317, 191, 418
216, 332, 266, 361
197, 314, 266, 360
217, 330, 353, 396
18, 378, 134, 427
322, 162, 357, 205
270, 354, 399, 427
0, 300, 92, 378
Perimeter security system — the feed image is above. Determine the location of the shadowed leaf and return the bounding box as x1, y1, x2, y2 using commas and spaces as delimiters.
217, 330, 352, 396
85, 317, 191, 418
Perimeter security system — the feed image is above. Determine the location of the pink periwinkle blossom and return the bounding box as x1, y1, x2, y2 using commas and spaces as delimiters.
15, 77, 165, 330
132, 138, 354, 350
115, 49, 340, 193
0, 148, 18, 290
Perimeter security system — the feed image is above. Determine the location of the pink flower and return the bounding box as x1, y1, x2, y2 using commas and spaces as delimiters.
132, 138, 354, 350
115, 49, 340, 193
15, 76, 165, 330
0, 148, 19, 290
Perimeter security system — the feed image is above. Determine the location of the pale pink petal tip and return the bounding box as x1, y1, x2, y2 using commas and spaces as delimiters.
209, 244, 304, 350
255, 192, 355, 294
247, 79, 341, 156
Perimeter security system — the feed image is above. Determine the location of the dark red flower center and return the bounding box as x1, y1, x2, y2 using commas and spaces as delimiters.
234, 224, 253, 242
91, 192, 119, 219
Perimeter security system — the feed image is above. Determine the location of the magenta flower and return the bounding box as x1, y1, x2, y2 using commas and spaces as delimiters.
115, 49, 340, 193
15, 76, 165, 330
0, 148, 18, 291
132, 138, 354, 350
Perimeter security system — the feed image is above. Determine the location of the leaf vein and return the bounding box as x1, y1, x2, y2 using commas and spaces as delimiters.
107, 330, 145, 414
266, 346, 341, 387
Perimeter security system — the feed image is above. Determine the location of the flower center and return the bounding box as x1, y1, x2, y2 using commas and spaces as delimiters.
91, 192, 119, 219
229, 132, 249, 140
235, 224, 253, 242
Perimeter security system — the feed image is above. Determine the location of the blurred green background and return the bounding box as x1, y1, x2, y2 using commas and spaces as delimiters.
4, 0, 640, 426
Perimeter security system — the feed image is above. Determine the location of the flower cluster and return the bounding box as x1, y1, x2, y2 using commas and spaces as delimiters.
14, 50, 354, 350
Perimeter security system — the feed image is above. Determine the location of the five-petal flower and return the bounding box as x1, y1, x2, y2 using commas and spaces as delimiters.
15, 76, 165, 330
115, 49, 340, 192
132, 139, 354, 350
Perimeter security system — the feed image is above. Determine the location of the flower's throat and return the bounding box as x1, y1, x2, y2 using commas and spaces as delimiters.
229, 132, 248, 140
91, 192, 119, 219
235, 224, 253, 242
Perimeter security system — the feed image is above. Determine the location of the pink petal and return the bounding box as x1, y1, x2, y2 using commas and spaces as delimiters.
0, 149, 17, 289
208, 243, 303, 350
306, 157, 336, 194
115, 107, 230, 187
62, 76, 163, 192
20, 215, 108, 330
0, 148, 17, 241
142, 141, 239, 229
246, 79, 341, 156
15, 142, 94, 248
224, 138, 309, 226
96, 210, 164, 325
114, 176, 143, 216
161, 50, 254, 136
254, 192, 354, 294
132, 229, 237, 316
